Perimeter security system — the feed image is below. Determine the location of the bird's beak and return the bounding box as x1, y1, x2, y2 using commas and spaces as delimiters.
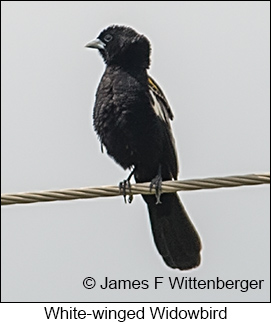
85, 39, 105, 50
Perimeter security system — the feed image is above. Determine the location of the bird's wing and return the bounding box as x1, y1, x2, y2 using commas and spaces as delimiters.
148, 75, 178, 179
148, 75, 174, 123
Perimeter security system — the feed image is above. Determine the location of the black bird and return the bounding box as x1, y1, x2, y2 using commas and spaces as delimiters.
85, 25, 201, 270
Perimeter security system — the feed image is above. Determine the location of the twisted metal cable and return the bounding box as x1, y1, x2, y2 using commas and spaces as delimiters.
1, 173, 269, 206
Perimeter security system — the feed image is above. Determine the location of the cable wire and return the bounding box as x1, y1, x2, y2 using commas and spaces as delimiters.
1, 173, 269, 206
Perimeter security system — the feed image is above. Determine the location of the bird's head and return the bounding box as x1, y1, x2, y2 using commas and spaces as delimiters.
85, 25, 151, 69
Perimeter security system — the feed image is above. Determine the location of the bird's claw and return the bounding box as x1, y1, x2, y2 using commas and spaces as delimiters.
150, 174, 162, 204
119, 179, 133, 204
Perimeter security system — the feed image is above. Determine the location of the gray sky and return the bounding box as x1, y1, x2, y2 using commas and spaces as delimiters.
2, 1, 270, 302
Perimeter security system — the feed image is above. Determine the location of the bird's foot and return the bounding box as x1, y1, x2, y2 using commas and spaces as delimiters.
119, 168, 135, 204
119, 179, 133, 204
150, 173, 163, 204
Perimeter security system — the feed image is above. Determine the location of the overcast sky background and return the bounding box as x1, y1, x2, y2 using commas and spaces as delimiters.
1, 1, 270, 302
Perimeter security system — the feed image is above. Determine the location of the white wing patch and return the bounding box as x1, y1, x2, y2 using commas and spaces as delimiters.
148, 76, 174, 123
149, 90, 167, 122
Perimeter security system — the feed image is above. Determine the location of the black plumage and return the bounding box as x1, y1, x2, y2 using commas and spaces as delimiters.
85, 25, 201, 270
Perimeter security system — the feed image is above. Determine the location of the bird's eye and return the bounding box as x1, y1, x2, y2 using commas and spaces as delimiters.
103, 34, 113, 43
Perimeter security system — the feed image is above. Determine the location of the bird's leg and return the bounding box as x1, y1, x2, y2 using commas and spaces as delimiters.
119, 167, 135, 204
150, 164, 162, 204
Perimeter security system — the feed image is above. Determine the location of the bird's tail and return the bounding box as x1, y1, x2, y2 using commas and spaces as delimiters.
142, 193, 201, 270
